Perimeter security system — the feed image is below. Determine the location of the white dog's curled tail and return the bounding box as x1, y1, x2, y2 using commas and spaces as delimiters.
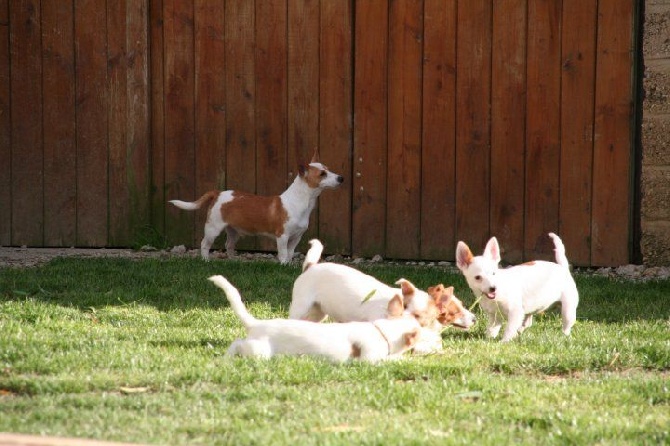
548, 232, 570, 269
303, 239, 324, 272
208, 275, 256, 328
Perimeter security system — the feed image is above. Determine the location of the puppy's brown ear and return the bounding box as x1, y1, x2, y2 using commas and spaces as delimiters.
387, 294, 404, 318
427, 284, 445, 299
404, 328, 421, 347
437, 286, 455, 311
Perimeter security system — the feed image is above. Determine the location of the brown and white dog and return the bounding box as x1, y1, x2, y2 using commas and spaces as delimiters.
209, 275, 421, 362
169, 150, 343, 264
289, 239, 476, 353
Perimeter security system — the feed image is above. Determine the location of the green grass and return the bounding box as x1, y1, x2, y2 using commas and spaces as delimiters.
0, 257, 668, 445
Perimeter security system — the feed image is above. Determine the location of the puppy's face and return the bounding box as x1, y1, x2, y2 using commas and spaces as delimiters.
394, 279, 440, 327
427, 284, 476, 329
456, 238, 501, 300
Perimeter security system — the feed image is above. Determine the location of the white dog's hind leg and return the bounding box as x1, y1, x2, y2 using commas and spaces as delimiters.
560, 288, 579, 336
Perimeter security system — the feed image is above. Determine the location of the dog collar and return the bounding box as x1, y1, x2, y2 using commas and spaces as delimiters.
372, 322, 391, 356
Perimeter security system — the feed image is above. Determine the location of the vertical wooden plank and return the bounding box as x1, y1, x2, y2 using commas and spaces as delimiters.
288, 0, 319, 251
224, 0, 256, 252
524, 0, 561, 259
163, 0, 195, 246
386, 0, 422, 260
421, 0, 457, 261
150, 0, 166, 239
42, 0, 76, 246
126, 0, 151, 245
108, 0, 150, 247
10, 0, 43, 246
255, 0, 287, 252
319, 0, 352, 254
194, 0, 226, 245
560, 0, 597, 266
455, 0, 491, 250
0, 0, 11, 245
592, 0, 635, 266
107, 0, 130, 245
352, 0, 388, 258
490, 0, 526, 263
75, 0, 108, 246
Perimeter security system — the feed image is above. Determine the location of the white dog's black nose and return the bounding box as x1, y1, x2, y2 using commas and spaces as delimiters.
336, 175, 344, 183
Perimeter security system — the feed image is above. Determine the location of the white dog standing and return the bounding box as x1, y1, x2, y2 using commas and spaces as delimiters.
208, 275, 421, 362
169, 149, 343, 264
456, 232, 579, 342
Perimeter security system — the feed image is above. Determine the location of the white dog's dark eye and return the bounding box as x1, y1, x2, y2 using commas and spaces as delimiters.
320, 171, 327, 177
475, 275, 482, 281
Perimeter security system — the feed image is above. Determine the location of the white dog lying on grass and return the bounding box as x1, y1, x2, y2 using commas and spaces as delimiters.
208, 275, 422, 363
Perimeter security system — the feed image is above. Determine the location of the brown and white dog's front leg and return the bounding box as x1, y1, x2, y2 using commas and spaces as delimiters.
276, 235, 291, 264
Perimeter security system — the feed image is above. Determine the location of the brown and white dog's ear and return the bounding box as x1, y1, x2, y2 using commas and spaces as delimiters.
437, 286, 454, 308
427, 284, 445, 299
404, 328, 421, 347
455, 242, 474, 271
298, 164, 308, 177
387, 294, 404, 318
310, 147, 320, 163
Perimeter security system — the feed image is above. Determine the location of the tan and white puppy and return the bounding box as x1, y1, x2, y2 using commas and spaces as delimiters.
169, 150, 343, 264
289, 240, 476, 352
209, 275, 421, 363
456, 232, 579, 342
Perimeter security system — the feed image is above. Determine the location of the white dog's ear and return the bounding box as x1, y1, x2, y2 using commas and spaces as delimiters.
387, 294, 404, 317
483, 237, 501, 263
395, 279, 416, 299
455, 242, 473, 270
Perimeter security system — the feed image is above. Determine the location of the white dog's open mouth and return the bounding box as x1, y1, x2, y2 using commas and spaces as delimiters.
485, 291, 496, 300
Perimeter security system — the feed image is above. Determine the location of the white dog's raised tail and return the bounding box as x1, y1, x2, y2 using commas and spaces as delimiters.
208, 275, 256, 328
548, 232, 569, 269
302, 239, 324, 272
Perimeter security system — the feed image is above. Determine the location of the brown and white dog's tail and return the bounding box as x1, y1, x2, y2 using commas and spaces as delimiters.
302, 239, 324, 272
548, 232, 570, 270
169, 190, 219, 211
208, 275, 257, 329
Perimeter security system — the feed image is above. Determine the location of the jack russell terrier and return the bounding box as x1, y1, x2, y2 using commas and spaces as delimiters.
456, 232, 579, 342
289, 239, 476, 352
169, 150, 343, 264
208, 275, 421, 362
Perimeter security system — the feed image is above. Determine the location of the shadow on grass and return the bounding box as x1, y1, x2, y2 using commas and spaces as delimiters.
0, 256, 301, 313
1, 256, 669, 324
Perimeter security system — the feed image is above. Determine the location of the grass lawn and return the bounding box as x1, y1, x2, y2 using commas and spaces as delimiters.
0, 256, 668, 445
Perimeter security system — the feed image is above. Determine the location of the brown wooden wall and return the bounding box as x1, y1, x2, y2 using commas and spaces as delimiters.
0, 0, 639, 267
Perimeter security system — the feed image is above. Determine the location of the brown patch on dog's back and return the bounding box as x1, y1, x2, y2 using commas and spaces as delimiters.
220, 192, 288, 236
350, 344, 362, 359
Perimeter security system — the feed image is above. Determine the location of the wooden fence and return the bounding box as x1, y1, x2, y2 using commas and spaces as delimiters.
0, 0, 639, 266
